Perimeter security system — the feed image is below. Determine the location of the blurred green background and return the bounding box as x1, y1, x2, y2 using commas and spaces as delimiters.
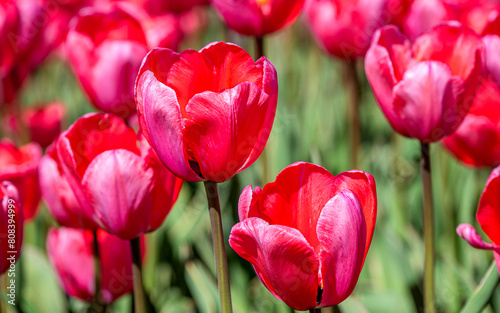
12, 8, 500, 313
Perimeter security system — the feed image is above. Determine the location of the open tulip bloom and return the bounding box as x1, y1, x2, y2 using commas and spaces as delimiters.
0, 181, 23, 275
457, 165, 500, 274
229, 162, 377, 310
135, 41, 278, 183
365, 22, 484, 143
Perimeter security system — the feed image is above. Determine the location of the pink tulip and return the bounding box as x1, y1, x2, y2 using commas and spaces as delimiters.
0, 140, 42, 221
135, 42, 278, 183
56, 113, 182, 239
304, 0, 388, 59
47, 227, 144, 303
0, 181, 23, 275
229, 162, 377, 310
211, 0, 305, 37
365, 22, 484, 142
457, 165, 500, 274
22, 102, 66, 149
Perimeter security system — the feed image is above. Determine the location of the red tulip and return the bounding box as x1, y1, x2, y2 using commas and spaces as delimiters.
0, 181, 23, 275
56, 113, 182, 239
39, 142, 99, 229
457, 165, 500, 274
135, 42, 278, 183
211, 0, 304, 37
365, 22, 484, 143
0, 140, 41, 221
22, 102, 66, 149
47, 227, 144, 303
304, 0, 388, 59
229, 162, 377, 310
0, 0, 18, 78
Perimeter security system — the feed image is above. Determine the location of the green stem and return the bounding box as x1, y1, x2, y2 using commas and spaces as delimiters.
130, 237, 147, 313
204, 181, 233, 313
460, 261, 500, 313
92, 231, 105, 313
343, 60, 361, 169
420, 142, 436, 313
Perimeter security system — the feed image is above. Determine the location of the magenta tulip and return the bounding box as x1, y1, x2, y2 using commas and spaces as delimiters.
22, 102, 66, 149
211, 0, 305, 37
304, 0, 388, 59
135, 41, 278, 183
229, 162, 377, 310
0, 181, 23, 275
457, 165, 500, 273
365, 22, 484, 142
0, 0, 18, 78
55, 113, 182, 239
47, 227, 144, 303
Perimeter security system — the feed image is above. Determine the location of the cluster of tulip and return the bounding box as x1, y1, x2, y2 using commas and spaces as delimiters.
1, 0, 500, 312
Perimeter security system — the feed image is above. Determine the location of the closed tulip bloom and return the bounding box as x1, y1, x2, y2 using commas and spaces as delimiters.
22, 102, 66, 149
304, 0, 388, 59
56, 113, 182, 239
135, 42, 278, 182
66, 6, 149, 118
229, 162, 377, 310
457, 165, 500, 273
365, 22, 484, 143
211, 0, 304, 37
0, 140, 42, 221
47, 228, 143, 303
0, 181, 23, 275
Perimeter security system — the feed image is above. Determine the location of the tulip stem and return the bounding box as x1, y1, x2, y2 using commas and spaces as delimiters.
460, 260, 499, 313
309, 309, 321, 313
342, 60, 361, 169
420, 142, 436, 313
130, 237, 148, 313
255, 36, 264, 59
204, 181, 233, 313
91, 231, 105, 313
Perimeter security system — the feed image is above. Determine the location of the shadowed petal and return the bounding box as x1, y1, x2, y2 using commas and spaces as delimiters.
478, 166, 500, 245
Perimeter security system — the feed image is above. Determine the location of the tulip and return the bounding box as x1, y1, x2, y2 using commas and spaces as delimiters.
135, 41, 278, 183
304, 0, 388, 60
0, 181, 23, 275
56, 113, 182, 239
0, 139, 42, 221
365, 22, 484, 143
47, 227, 144, 303
211, 0, 304, 37
0, 1, 18, 78
457, 165, 500, 274
22, 102, 66, 149
229, 162, 377, 310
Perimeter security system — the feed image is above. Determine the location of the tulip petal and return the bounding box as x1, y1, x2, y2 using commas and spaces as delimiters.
260, 0, 305, 35
317, 190, 366, 307
139, 71, 203, 182
365, 26, 412, 136
484, 35, 500, 87
238, 185, 262, 222
229, 218, 319, 311
456, 223, 500, 251
495, 252, 500, 275
393, 61, 463, 142
82, 149, 154, 240
250, 162, 337, 252
332, 170, 377, 262
183, 82, 269, 182
478, 166, 500, 245
412, 22, 484, 80
211, 0, 263, 36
